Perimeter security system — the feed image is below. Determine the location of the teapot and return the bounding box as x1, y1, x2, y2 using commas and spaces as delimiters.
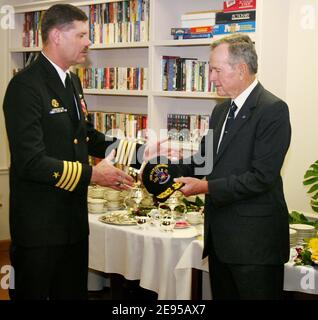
124, 182, 144, 215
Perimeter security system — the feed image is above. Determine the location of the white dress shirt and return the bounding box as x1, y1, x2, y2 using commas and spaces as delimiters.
41, 52, 80, 119
217, 78, 258, 153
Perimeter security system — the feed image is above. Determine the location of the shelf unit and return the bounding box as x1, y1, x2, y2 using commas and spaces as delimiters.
6, 0, 289, 148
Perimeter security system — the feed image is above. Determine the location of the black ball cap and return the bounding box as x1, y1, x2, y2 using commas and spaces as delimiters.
142, 156, 184, 202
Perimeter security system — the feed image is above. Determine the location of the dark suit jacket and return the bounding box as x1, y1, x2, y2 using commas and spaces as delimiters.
183, 83, 291, 265
3, 53, 118, 247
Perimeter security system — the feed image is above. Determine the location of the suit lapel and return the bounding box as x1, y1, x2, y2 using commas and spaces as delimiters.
38, 54, 78, 125
213, 102, 230, 157
71, 77, 85, 125
214, 83, 264, 166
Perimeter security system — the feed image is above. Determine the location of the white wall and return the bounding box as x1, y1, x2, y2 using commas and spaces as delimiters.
283, 0, 318, 214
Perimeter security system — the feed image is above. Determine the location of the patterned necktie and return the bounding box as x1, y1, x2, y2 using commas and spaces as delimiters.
65, 73, 80, 120
217, 101, 238, 152
223, 101, 238, 136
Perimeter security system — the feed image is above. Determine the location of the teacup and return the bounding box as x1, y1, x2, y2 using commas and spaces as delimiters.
106, 200, 122, 210
89, 186, 105, 199
136, 216, 149, 230
160, 216, 176, 232
104, 187, 122, 201
186, 211, 202, 224
88, 198, 107, 213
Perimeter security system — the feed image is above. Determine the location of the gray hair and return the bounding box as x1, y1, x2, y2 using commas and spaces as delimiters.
211, 34, 258, 74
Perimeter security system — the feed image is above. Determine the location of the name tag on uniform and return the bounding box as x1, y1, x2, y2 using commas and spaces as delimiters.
49, 98, 67, 114
49, 107, 68, 114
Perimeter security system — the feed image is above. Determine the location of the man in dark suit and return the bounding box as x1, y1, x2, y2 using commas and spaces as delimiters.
2, 4, 158, 299
175, 34, 291, 299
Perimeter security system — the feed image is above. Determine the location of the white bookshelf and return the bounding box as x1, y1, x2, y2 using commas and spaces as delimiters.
6, 0, 289, 148
83, 89, 149, 96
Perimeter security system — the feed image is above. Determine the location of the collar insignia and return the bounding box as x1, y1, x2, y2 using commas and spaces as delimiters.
51, 99, 60, 108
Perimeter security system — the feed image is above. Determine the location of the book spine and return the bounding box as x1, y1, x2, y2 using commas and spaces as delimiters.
171, 26, 213, 35
216, 10, 256, 24
173, 32, 213, 40
223, 0, 256, 12
181, 18, 215, 28
213, 20, 256, 35
181, 11, 217, 21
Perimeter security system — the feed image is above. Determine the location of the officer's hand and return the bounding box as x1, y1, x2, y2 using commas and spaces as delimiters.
91, 150, 134, 190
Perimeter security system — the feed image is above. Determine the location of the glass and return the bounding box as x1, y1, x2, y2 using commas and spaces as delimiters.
147, 208, 161, 227
160, 191, 186, 221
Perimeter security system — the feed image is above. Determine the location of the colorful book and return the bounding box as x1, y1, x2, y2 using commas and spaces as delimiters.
223, 0, 256, 12
213, 20, 256, 35
173, 32, 213, 40
171, 26, 213, 35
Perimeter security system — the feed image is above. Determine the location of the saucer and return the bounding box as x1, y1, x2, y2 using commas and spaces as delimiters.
174, 221, 191, 229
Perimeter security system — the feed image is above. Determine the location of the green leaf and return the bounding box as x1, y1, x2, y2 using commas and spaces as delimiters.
304, 171, 318, 179
307, 184, 318, 194
312, 205, 318, 213
309, 162, 318, 170
301, 250, 313, 266
182, 198, 191, 206
303, 177, 318, 185
312, 192, 318, 200
289, 211, 309, 224
195, 196, 204, 207
309, 165, 318, 172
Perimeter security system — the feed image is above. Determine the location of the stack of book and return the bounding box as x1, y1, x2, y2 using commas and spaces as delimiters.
213, 0, 256, 35
181, 10, 218, 28
171, 26, 213, 40
171, 1, 257, 40
171, 10, 218, 40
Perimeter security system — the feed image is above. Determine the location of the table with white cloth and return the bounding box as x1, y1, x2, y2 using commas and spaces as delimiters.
175, 239, 318, 299
174, 239, 209, 300
88, 213, 200, 300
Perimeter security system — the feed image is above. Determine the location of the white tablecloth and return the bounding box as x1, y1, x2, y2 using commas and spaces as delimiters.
174, 240, 209, 299
175, 239, 318, 299
88, 213, 200, 300
284, 262, 318, 295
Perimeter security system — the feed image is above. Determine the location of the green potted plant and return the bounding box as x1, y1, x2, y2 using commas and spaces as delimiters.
303, 160, 318, 213
289, 160, 318, 227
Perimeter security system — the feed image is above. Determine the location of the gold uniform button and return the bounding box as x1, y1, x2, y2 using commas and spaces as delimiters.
73, 138, 78, 144
86, 137, 89, 142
